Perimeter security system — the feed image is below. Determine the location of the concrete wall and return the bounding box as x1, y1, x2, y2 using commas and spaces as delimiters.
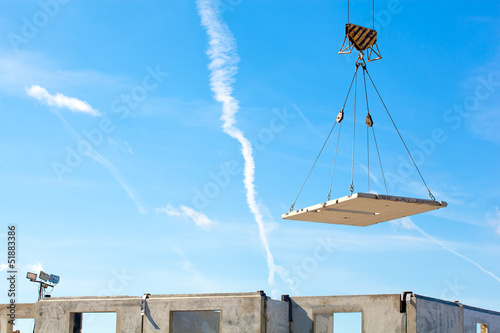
142, 292, 266, 333
0, 292, 268, 333
36, 296, 141, 333
413, 296, 462, 333
406, 294, 500, 333
463, 305, 500, 333
2, 291, 499, 333
266, 298, 289, 333
288, 294, 406, 333
0, 303, 35, 333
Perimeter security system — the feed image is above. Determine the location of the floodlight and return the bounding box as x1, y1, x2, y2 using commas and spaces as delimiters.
27, 271, 60, 301
26, 272, 37, 282
39, 271, 50, 282
49, 274, 60, 285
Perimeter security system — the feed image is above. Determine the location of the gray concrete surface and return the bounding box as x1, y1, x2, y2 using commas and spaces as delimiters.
141, 292, 266, 333
1, 291, 499, 332
288, 294, 406, 333
406, 294, 500, 333
0, 303, 34, 333
266, 298, 289, 333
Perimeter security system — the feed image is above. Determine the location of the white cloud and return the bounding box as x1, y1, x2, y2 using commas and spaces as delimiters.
156, 204, 215, 228
0, 262, 44, 272
28, 261, 43, 273
197, 0, 275, 285
54, 111, 146, 214
26, 85, 100, 116
197, 0, 291, 289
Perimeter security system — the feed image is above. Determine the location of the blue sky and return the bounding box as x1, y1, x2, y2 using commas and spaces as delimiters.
1, 0, 500, 330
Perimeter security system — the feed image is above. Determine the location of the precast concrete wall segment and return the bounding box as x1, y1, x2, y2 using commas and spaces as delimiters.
463, 306, 500, 333
288, 294, 406, 333
142, 292, 265, 333
414, 294, 500, 333
0, 303, 35, 333
266, 298, 289, 333
35, 296, 142, 333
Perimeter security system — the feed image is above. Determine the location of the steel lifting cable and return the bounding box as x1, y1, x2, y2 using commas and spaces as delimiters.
290, 67, 360, 211
342, 67, 359, 109
347, 0, 375, 28
371, 126, 388, 194
347, 0, 349, 23
347, 0, 375, 30
289, 122, 338, 212
362, 66, 370, 193
327, 122, 342, 202
364, 69, 436, 201
367, 120, 370, 192
327, 67, 358, 202
350, 67, 358, 195
372, 0, 375, 30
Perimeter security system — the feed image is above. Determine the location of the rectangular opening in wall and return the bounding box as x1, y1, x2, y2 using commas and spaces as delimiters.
81, 312, 117, 333
14, 318, 35, 332
333, 312, 362, 333
171, 310, 221, 333
477, 323, 489, 333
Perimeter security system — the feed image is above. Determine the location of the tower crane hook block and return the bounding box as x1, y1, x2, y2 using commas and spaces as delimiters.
282, 193, 447, 227
339, 23, 382, 62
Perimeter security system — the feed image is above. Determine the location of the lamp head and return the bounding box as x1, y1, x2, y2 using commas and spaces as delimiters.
39, 271, 50, 282
26, 272, 37, 282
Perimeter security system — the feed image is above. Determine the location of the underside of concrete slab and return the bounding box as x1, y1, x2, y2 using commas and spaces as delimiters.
282, 193, 447, 226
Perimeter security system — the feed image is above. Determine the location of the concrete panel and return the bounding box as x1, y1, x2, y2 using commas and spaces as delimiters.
34, 296, 142, 333
282, 193, 446, 226
414, 295, 461, 333
289, 294, 405, 333
413, 294, 500, 333
406, 294, 417, 333
266, 298, 289, 333
142, 292, 265, 333
0, 303, 35, 333
2, 291, 499, 333
315, 313, 333, 333
463, 305, 500, 333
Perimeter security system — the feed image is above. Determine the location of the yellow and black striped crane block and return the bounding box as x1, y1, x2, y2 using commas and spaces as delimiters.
339, 23, 382, 62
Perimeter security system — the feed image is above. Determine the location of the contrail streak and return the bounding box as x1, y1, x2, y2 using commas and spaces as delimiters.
54, 111, 146, 214
197, 0, 291, 288
403, 217, 500, 283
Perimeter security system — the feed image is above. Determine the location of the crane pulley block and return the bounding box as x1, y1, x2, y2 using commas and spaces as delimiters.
339, 23, 382, 62
366, 114, 373, 127
336, 109, 344, 123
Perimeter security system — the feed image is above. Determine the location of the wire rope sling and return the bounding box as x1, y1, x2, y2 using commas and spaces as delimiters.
282, 0, 446, 227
